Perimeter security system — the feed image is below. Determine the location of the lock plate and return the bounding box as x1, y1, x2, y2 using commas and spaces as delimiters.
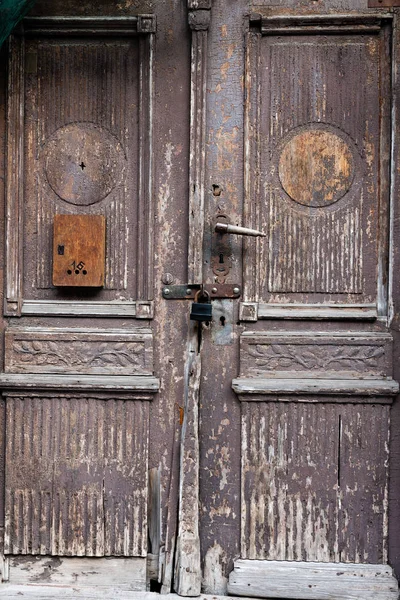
162, 284, 241, 299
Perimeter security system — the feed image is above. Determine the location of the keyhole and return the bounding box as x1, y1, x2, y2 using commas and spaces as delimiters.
220, 316, 226, 327
79, 161, 86, 170
219, 253, 224, 264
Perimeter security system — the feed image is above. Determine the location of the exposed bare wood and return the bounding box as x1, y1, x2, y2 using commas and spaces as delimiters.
174, 325, 201, 596
5, 34, 24, 316
147, 467, 161, 583
243, 16, 391, 313
187, 6, 209, 284
228, 560, 399, 600
240, 402, 390, 563
172, 2, 210, 594
137, 32, 154, 301
233, 378, 399, 396
0, 374, 159, 392
0, 588, 281, 599
20, 300, 153, 318
7, 16, 156, 315
255, 303, 378, 320
7, 557, 146, 588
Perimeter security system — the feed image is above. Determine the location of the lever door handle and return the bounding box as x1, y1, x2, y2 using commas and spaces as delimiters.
215, 223, 266, 237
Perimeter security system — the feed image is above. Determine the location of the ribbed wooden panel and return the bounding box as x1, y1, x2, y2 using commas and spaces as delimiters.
266, 40, 373, 146
241, 402, 389, 563
5, 396, 149, 557
29, 40, 136, 291
269, 200, 362, 293
260, 36, 380, 300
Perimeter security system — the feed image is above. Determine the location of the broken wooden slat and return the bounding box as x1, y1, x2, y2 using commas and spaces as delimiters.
227, 560, 399, 600
233, 378, 399, 397
7, 556, 146, 588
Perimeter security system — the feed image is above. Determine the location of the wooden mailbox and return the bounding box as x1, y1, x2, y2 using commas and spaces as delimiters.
53, 214, 106, 287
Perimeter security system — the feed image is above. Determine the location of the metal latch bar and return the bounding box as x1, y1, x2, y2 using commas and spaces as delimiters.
162, 284, 241, 300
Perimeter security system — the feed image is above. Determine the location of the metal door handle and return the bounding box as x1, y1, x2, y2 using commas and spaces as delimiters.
215, 223, 266, 237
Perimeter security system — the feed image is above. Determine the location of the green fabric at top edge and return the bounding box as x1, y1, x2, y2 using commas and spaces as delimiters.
0, 0, 36, 48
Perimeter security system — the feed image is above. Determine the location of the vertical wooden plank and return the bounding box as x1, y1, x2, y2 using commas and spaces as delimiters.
137, 33, 154, 300
5, 34, 24, 316
243, 29, 261, 303
389, 8, 400, 582
241, 402, 340, 562
173, 2, 210, 595
340, 404, 390, 564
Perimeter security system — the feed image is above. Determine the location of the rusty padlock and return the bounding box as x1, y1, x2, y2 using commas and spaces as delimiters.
190, 289, 212, 322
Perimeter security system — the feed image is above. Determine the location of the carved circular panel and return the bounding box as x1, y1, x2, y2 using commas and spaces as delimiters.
44, 123, 125, 206
278, 129, 355, 207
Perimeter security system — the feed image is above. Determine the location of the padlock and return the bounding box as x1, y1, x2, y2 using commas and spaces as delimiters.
190, 290, 212, 322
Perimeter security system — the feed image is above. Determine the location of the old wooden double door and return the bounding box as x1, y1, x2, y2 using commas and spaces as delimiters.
1, 1, 400, 598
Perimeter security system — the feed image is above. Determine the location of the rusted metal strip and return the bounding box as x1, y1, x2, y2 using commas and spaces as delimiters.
162, 284, 240, 299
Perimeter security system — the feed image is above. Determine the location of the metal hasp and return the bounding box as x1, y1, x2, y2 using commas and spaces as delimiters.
368, 0, 400, 5
215, 222, 266, 237
162, 284, 241, 299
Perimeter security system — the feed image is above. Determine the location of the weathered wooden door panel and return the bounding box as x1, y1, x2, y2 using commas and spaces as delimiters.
241, 15, 391, 323
200, 6, 399, 600
240, 401, 390, 563
5, 396, 149, 557
1, 12, 164, 589
0, 1, 194, 591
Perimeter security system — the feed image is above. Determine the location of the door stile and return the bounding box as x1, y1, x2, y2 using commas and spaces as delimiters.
173, 1, 210, 596
389, 7, 400, 580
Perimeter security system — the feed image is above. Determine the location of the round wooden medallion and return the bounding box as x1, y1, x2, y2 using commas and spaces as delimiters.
278, 128, 355, 207
44, 123, 125, 206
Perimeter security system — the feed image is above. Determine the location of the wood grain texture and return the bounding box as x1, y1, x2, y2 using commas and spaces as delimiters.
53, 215, 105, 287
7, 556, 146, 588
20, 300, 153, 318
174, 327, 201, 596
240, 402, 390, 564
5, 396, 150, 557
233, 378, 398, 396
254, 303, 378, 320
0, 374, 159, 392
5, 34, 24, 316
172, 4, 209, 595
388, 4, 400, 584
228, 560, 399, 600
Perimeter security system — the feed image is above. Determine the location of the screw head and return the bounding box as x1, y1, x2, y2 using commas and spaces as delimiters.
211, 287, 218, 294
164, 288, 170, 296
186, 288, 192, 295
162, 273, 174, 285
233, 287, 240, 295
